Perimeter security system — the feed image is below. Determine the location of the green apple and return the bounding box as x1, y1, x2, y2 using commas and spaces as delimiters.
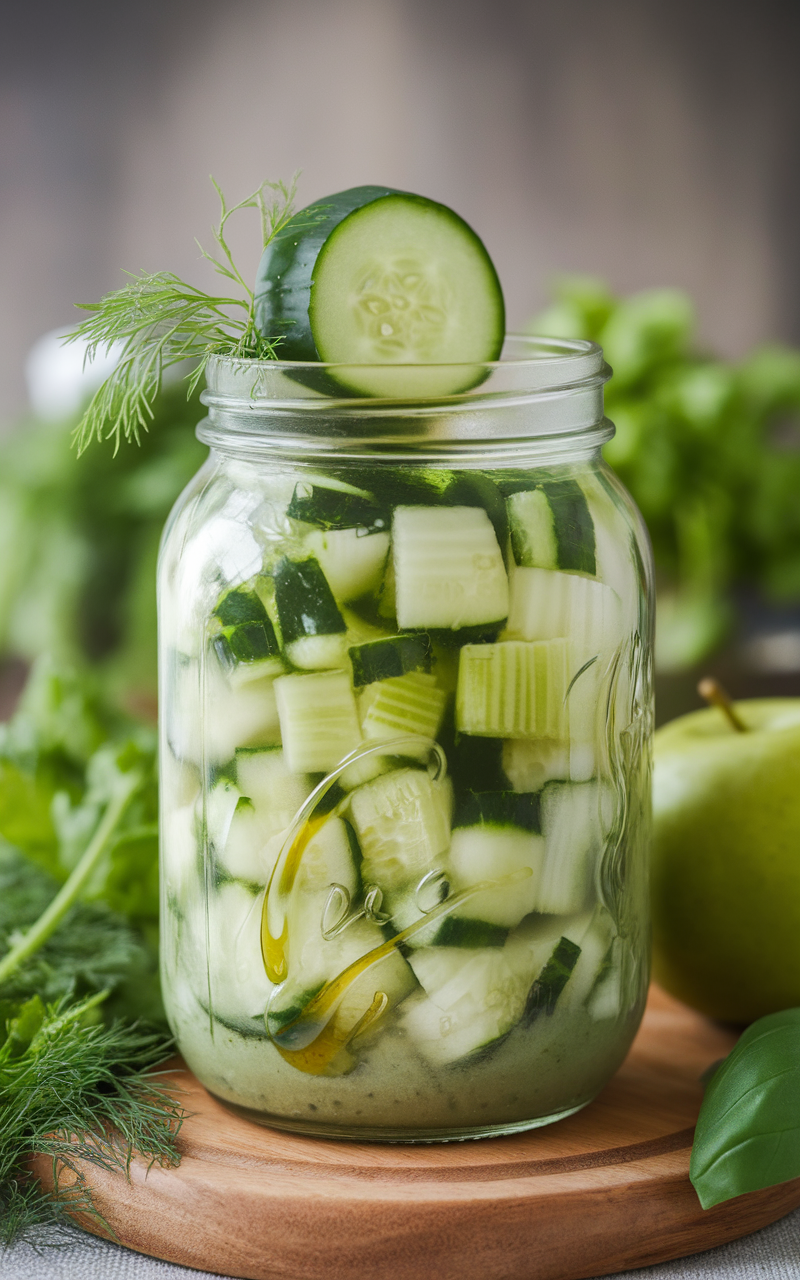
652, 697, 800, 1023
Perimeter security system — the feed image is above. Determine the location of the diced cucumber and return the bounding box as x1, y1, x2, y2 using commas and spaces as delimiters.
212, 583, 285, 680
274, 670, 362, 774
287, 481, 389, 532
304, 528, 390, 604
268, 917, 417, 1069
287, 815, 362, 951
349, 634, 432, 688
284, 633, 350, 671
522, 935, 582, 1023
453, 789, 541, 833
207, 882, 275, 1024
204, 777, 241, 861
402, 947, 528, 1064
254, 186, 505, 398
447, 827, 544, 927
502, 739, 596, 789
393, 506, 508, 630
456, 639, 569, 739
162, 802, 201, 901
204, 667, 282, 762
219, 800, 286, 886
507, 479, 596, 575
535, 781, 611, 915
377, 556, 396, 620
504, 566, 622, 662
566, 911, 617, 1007
586, 946, 624, 1022
349, 767, 452, 893
450, 736, 511, 793
214, 584, 270, 629
273, 557, 347, 669
362, 672, 447, 742
235, 747, 314, 819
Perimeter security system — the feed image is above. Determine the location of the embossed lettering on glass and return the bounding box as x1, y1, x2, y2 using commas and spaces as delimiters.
158, 337, 654, 1140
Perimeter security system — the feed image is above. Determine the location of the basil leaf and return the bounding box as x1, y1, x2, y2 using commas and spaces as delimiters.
690, 1008, 800, 1209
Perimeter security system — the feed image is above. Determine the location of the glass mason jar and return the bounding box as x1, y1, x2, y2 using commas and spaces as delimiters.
158, 337, 654, 1141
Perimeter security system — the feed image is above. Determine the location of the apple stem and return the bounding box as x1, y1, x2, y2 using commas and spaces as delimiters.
698, 678, 748, 732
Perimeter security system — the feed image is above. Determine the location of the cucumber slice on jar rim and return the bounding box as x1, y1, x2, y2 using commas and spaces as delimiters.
254, 186, 505, 398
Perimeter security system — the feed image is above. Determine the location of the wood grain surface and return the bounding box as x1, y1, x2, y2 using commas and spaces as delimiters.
33, 986, 800, 1280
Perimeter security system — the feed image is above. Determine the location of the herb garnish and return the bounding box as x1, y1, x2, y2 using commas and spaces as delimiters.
0, 661, 182, 1245
69, 176, 297, 455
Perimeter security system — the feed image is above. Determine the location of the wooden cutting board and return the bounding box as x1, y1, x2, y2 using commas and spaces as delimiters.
34, 986, 800, 1280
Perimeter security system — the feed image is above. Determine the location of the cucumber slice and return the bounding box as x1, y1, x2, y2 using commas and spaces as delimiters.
212, 584, 282, 679
361, 672, 447, 742
402, 947, 527, 1064
274, 670, 362, 774
501, 738, 596, 789
287, 481, 389, 532
255, 186, 505, 398
504, 566, 623, 662
447, 827, 544, 927
536, 781, 611, 915
393, 506, 508, 630
456, 639, 569, 739
507, 479, 596, 575
348, 767, 452, 893
349, 634, 432, 688
273, 557, 346, 669
305, 529, 390, 604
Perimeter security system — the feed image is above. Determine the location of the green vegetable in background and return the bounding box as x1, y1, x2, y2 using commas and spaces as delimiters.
0, 660, 163, 1021
0, 381, 207, 706
531, 277, 800, 670
0, 661, 180, 1245
690, 1008, 800, 1209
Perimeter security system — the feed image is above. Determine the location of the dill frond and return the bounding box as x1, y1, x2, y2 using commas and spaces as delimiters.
69, 175, 298, 456
0, 993, 184, 1248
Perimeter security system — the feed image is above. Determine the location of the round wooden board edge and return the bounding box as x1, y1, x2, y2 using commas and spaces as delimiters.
30, 1135, 800, 1280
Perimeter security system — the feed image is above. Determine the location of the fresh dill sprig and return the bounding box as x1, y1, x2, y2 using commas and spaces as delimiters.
0, 992, 183, 1248
69, 175, 298, 455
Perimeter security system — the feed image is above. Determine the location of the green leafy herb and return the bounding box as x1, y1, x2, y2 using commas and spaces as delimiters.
0, 664, 180, 1245
531, 277, 800, 669
69, 175, 298, 455
0, 849, 146, 1006
690, 1008, 800, 1209
0, 992, 182, 1247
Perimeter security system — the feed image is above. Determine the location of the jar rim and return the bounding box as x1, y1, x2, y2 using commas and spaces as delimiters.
198, 334, 612, 455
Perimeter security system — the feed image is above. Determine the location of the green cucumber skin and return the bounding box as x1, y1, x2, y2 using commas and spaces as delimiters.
273, 557, 346, 644
214, 621, 280, 667
349, 634, 433, 687
524, 936, 581, 1023
287, 482, 389, 533
214, 586, 269, 627
434, 917, 509, 948
506, 477, 596, 575
255, 186, 400, 360
541, 480, 597, 575
453, 790, 542, 834
451, 736, 511, 793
